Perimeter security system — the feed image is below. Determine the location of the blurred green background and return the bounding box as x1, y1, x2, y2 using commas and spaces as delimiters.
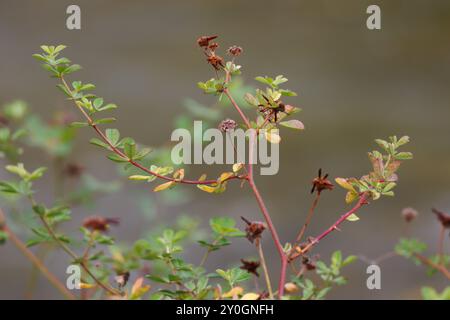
1, 0, 450, 299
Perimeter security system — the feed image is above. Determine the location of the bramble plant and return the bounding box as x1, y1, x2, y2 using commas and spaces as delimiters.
0, 36, 420, 300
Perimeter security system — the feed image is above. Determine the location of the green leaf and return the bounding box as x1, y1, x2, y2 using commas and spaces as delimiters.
124, 141, 136, 159
70, 121, 89, 128
3, 100, 28, 120
62, 64, 82, 75
346, 213, 360, 222
45, 206, 71, 224
279, 89, 297, 96
94, 117, 116, 125
342, 255, 358, 266
32, 54, 48, 62
0, 231, 8, 245
395, 152, 413, 160
421, 287, 440, 300
29, 167, 47, 181
146, 275, 170, 284
56, 84, 72, 97
397, 136, 410, 147
215, 268, 251, 287
210, 217, 244, 237
32, 204, 46, 216
93, 98, 104, 110
0, 181, 20, 194
97, 103, 118, 112
395, 238, 427, 262
105, 129, 120, 146
244, 93, 259, 107
255, 76, 273, 87
133, 147, 152, 161
374, 139, 389, 151
331, 251, 342, 268
107, 153, 129, 163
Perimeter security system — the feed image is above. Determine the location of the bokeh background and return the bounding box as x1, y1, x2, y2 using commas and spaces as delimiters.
1, 0, 450, 299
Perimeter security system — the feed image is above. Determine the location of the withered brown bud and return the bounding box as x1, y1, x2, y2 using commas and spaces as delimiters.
208, 42, 219, 51
0, 114, 8, 126
82, 216, 119, 232
302, 256, 317, 271
257, 291, 270, 300
432, 208, 450, 228
401, 207, 418, 223
207, 54, 224, 70
65, 163, 84, 178
284, 282, 299, 294
227, 45, 243, 56
241, 216, 266, 243
311, 168, 334, 194
197, 35, 218, 48
240, 259, 260, 277
218, 118, 237, 133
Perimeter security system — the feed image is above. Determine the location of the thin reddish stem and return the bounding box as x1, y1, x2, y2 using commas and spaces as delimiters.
295, 192, 321, 244
414, 253, 450, 280
223, 89, 251, 129
223, 70, 251, 129
247, 131, 287, 298
290, 193, 369, 261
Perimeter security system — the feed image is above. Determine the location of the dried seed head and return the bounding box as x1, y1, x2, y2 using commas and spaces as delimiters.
257, 291, 270, 300
207, 53, 224, 70
240, 259, 260, 277
219, 118, 237, 133
432, 208, 450, 228
284, 282, 299, 294
302, 254, 319, 271
401, 207, 418, 223
197, 35, 218, 48
64, 163, 84, 178
0, 114, 8, 126
82, 216, 120, 232
208, 42, 219, 51
227, 45, 243, 56
241, 216, 266, 243
114, 271, 130, 288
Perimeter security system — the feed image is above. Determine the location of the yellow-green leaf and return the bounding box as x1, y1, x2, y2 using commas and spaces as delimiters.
128, 175, 151, 181
264, 130, 281, 144
335, 178, 356, 192
218, 172, 234, 183
345, 191, 359, 204
197, 184, 217, 193
129, 277, 150, 300
232, 163, 244, 173
241, 293, 260, 300
173, 168, 185, 180
279, 119, 304, 130
222, 286, 243, 298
